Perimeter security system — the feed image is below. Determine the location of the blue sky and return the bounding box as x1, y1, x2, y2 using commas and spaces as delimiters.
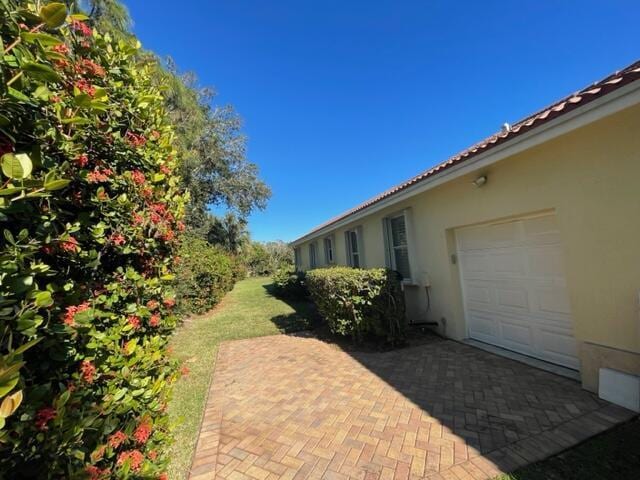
125, 1, 639, 242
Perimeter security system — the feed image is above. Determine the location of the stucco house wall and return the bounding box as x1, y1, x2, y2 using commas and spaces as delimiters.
293, 101, 640, 392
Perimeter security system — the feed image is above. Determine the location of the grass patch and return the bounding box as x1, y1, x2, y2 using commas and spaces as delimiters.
166, 277, 315, 479
495, 417, 640, 480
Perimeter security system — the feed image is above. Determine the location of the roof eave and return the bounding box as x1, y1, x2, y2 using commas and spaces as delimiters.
291, 78, 640, 246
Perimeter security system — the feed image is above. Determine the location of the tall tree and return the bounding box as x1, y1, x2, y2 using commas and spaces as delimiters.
206, 213, 249, 254
81, 0, 271, 230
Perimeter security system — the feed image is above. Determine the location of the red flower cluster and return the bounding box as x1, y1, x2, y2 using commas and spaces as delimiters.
110, 233, 125, 246
108, 430, 127, 448
148, 450, 158, 461
52, 43, 69, 55
131, 170, 146, 185
132, 212, 144, 226
91, 445, 106, 462
60, 236, 79, 253
87, 167, 112, 183
75, 78, 96, 97
85, 465, 110, 480
180, 365, 190, 377
158, 474, 168, 480
125, 131, 146, 148
76, 58, 106, 77
35, 407, 56, 431
163, 298, 175, 308
161, 229, 175, 242
54, 58, 70, 69
127, 315, 141, 329
133, 420, 152, 444
150, 211, 161, 224
146, 299, 159, 310
74, 153, 89, 168
61, 301, 90, 326
160, 164, 171, 175
80, 360, 96, 383
71, 20, 93, 37
149, 313, 160, 327
117, 450, 144, 472
141, 186, 154, 198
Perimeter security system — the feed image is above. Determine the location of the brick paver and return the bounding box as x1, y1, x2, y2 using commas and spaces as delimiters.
189, 335, 635, 480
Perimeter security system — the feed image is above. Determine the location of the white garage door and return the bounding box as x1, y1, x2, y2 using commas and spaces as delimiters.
456, 213, 579, 369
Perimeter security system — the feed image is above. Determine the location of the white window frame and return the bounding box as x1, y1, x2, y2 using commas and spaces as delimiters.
383, 209, 416, 283
309, 242, 317, 269
323, 235, 334, 264
345, 227, 364, 268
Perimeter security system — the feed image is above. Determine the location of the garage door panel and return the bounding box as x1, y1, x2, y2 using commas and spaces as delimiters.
492, 250, 527, 276
534, 287, 572, 316
527, 246, 566, 278
537, 328, 580, 369
467, 311, 500, 343
457, 213, 579, 370
500, 321, 536, 354
460, 253, 488, 275
457, 221, 519, 250
495, 286, 529, 311
465, 284, 492, 305
522, 215, 562, 246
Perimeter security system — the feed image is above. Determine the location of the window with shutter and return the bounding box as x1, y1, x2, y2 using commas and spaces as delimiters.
345, 230, 360, 268
386, 214, 411, 280
324, 237, 334, 264
309, 242, 317, 269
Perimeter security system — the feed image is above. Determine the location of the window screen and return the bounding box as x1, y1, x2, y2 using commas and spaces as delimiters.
347, 230, 360, 268
324, 237, 333, 263
389, 215, 411, 279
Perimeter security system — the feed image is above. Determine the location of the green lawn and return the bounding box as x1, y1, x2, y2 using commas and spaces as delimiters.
166, 277, 315, 480
495, 417, 640, 480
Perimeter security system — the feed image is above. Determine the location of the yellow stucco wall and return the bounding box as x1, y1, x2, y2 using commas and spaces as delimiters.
296, 103, 640, 387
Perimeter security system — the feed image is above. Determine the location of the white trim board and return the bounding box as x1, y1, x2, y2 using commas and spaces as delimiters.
292, 80, 640, 246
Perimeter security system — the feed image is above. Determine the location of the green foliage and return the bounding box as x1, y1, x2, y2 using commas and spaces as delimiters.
245, 240, 293, 276
305, 267, 406, 344
81, 0, 271, 236
271, 269, 308, 300
204, 211, 248, 254
0, 1, 187, 477
174, 235, 243, 315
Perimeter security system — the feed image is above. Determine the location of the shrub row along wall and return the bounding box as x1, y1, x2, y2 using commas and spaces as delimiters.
305, 267, 406, 344
0, 3, 186, 478
175, 234, 245, 315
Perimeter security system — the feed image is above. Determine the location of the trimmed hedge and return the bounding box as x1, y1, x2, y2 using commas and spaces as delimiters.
305, 267, 406, 344
271, 269, 308, 300
0, 2, 186, 478
175, 235, 243, 314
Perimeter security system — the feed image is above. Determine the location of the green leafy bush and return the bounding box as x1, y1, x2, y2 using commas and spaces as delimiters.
175, 235, 241, 314
305, 267, 406, 344
0, 2, 187, 477
271, 269, 308, 300
245, 241, 293, 276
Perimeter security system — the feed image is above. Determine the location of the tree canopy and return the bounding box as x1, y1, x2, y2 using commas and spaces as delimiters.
80, 0, 271, 230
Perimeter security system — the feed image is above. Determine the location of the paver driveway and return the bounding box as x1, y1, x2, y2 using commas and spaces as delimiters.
189, 335, 635, 480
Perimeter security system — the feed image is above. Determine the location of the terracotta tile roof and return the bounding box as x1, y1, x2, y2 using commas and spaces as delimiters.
296, 59, 640, 242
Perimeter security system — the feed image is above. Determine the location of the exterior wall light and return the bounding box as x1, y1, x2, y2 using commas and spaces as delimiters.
472, 175, 487, 188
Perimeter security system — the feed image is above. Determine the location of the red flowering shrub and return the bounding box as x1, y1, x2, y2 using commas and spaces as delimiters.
0, 2, 185, 478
